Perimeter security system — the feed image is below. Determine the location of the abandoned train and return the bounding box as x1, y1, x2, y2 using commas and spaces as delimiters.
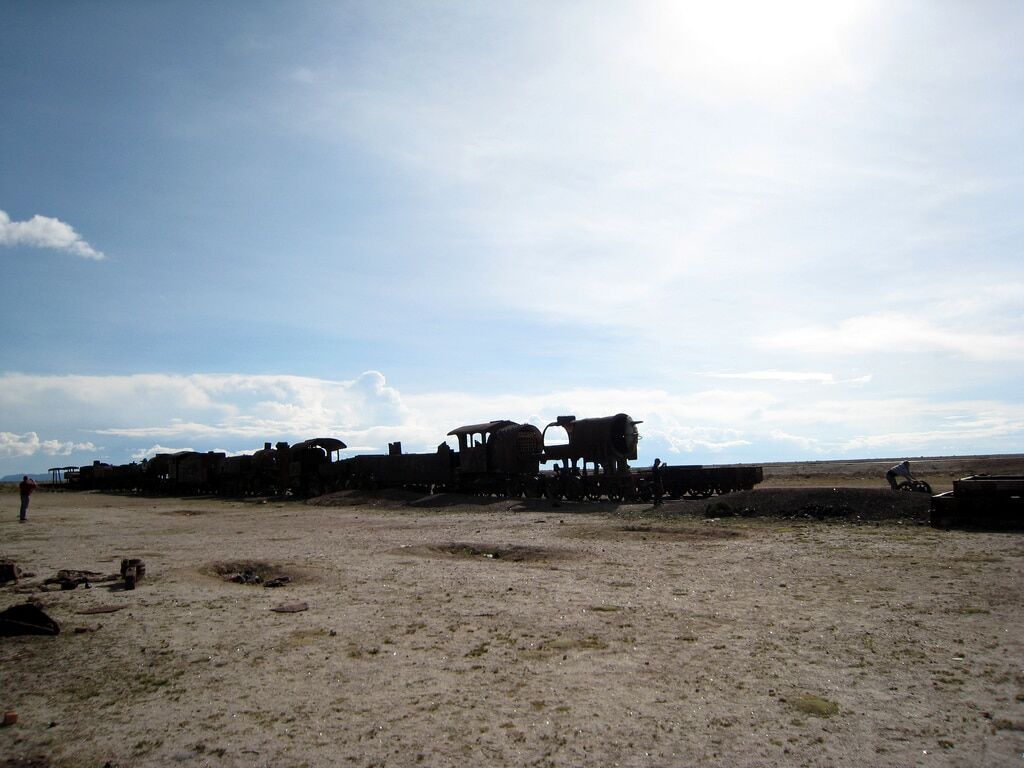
66, 413, 763, 501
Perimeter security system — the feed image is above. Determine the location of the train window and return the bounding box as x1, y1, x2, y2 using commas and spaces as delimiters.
545, 425, 570, 446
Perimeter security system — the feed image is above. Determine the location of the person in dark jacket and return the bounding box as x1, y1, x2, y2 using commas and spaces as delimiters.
19, 476, 37, 522
652, 458, 665, 506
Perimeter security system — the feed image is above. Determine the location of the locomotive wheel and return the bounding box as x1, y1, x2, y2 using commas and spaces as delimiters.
607, 489, 624, 503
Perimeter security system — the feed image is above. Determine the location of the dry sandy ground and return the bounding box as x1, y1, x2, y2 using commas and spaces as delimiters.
1, 485, 1023, 768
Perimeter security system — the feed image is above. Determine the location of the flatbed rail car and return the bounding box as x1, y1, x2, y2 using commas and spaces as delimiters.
930, 475, 1024, 528
637, 464, 764, 499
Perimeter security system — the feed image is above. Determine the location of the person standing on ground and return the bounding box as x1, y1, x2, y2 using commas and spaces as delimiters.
652, 458, 665, 506
19, 475, 37, 522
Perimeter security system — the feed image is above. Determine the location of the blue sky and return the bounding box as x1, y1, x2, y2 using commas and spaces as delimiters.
2, 1, 1022, 475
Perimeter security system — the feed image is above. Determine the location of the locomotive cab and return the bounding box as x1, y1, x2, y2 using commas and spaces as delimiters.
447, 420, 544, 476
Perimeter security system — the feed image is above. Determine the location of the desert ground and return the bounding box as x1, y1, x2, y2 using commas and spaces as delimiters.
1, 457, 1023, 767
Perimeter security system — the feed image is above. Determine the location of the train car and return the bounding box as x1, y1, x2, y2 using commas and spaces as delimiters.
143, 451, 225, 495
67, 460, 143, 492
447, 420, 544, 496
931, 475, 1024, 528
331, 442, 457, 493
629, 463, 764, 499
218, 453, 254, 496
175, 451, 226, 494
288, 437, 347, 496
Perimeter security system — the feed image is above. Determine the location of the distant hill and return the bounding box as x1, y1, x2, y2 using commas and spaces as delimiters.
1, 473, 51, 483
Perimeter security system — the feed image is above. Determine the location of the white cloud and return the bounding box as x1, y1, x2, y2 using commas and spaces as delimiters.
1, 371, 1022, 472
0, 432, 40, 458
769, 430, 822, 452
0, 431, 96, 458
129, 444, 195, 461
760, 313, 1024, 362
0, 209, 105, 260
41, 438, 98, 456
706, 371, 836, 383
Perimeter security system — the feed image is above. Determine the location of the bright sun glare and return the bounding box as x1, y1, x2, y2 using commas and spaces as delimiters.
647, 0, 869, 95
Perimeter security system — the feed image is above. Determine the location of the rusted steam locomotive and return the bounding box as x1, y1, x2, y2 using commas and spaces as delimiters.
67, 413, 762, 501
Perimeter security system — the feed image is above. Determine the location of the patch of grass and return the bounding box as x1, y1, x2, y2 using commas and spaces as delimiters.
63, 678, 105, 700
465, 642, 490, 658
546, 636, 608, 651
993, 719, 1024, 732
790, 694, 840, 718
134, 671, 173, 691
346, 644, 380, 659
949, 554, 1004, 563
132, 738, 163, 756
284, 628, 328, 647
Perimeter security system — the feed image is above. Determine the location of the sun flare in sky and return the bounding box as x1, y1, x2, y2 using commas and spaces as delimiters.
642, 0, 869, 95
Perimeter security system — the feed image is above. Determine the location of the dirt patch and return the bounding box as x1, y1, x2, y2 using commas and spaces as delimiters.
567, 523, 743, 542
704, 487, 931, 522
161, 508, 219, 516
406, 493, 514, 509
391, 542, 567, 563
307, 489, 427, 508
619, 524, 742, 539
206, 560, 312, 587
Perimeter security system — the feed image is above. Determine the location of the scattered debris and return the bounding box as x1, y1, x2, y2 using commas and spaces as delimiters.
72, 625, 102, 634
2, 711, 16, 727
76, 605, 128, 615
42, 570, 118, 591
0, 602, 60, 636
231, 569, 263, 585
212, 560, 303, 587
698, 488, 931, 523
271, 602, 308, 613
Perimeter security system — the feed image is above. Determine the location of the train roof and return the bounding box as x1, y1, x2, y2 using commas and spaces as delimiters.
290, 438, 347, 452
447, 420, 514, 437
